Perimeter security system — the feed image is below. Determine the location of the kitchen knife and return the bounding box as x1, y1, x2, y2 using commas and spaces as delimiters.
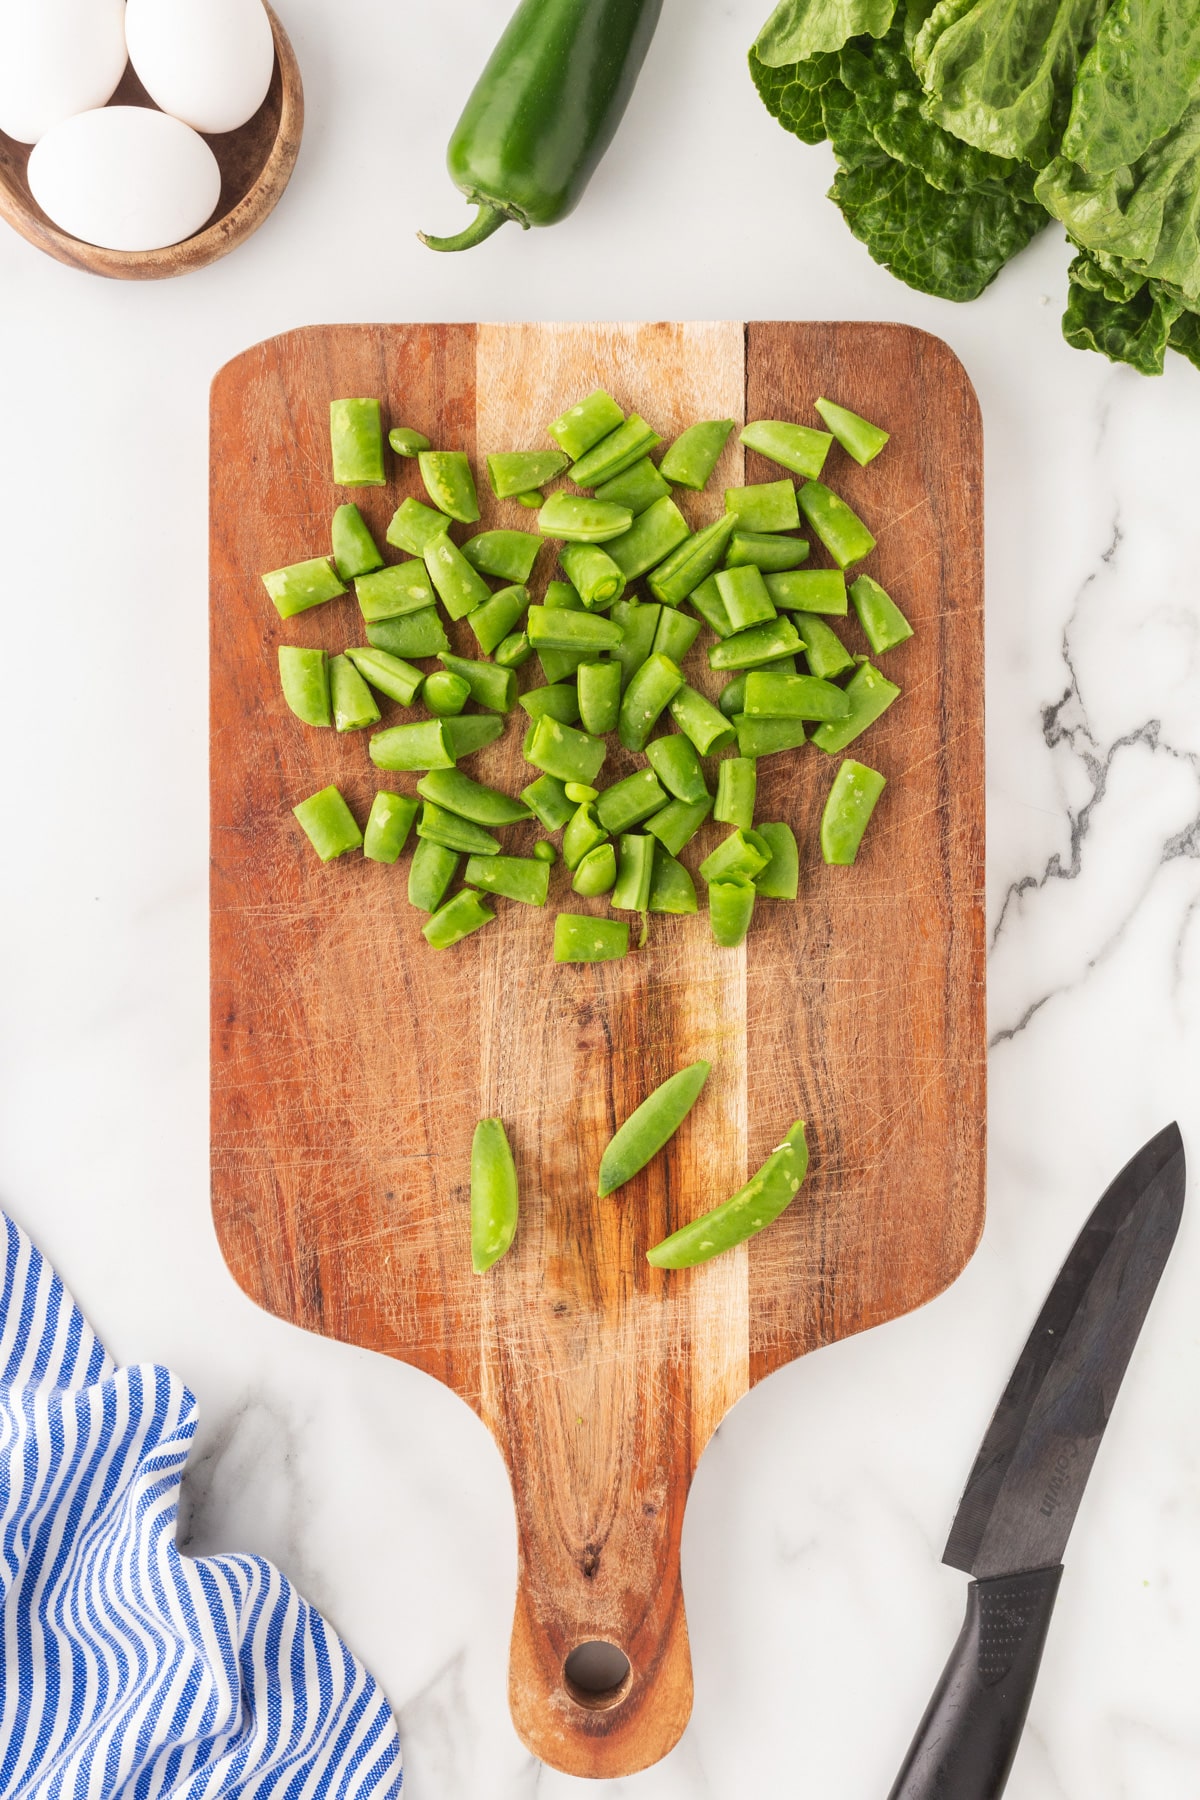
888, 1121, 1186, 1800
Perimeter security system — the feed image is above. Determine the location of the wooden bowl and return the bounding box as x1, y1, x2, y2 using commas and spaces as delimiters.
0, 3, 303, 280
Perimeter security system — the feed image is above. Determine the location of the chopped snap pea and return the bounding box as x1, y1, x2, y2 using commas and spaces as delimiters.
619, 653, 684, 752
422, 670, 470, 716
688, 574, 734, 638
811, 661, 900, 753
465, 853, 551, 906
646, 795, 713, 856
733, 714, 809, 758
494, 630, 533, 669
572, 842, 617, 896
417, 769, 531, 826
646, 733, 709, 804
418, 450, 479, 523
418, 802, 501, 857
719, 658, 797, 718
725, 479, 800, 534
708, 618, 803, 671
519, 683, 581, 725
366, 607, 449, 659
604, 496, 691, 581
821, 760, 887, 864
815, 397, 890, 466
440, 714, 505, 758
668, 684, 737, 755
715, 564, 777, 632
648, 847, 697, 914
764, 569, 848, 615
725, 530, 811, 573
470, 1117, 518, 1272
330, 654, 381, 731
517, 491, 543, 508
332, 504, 384, 580
293, 785, 362, 861
408, 838, 460, 911
527, 605, 623, 656
330, 399, 385, 486
544, 578, 583, 610
797, 481, 876, 569
354, 560, 437, 622
548, 389, 625, 461
487, 450, 570, 498
525, 715, 607, 785
793, 614, 854, 680
468, 584, 530, 655
424, 533, 492, 619
262, 556, 346, 619
611, 598, 661, 689
278, 646, 331, 727
610, 833, 655, 911
370, 720, 455, 772
577, 660, 622, 736
699, 829, 769, 884
461, 530, 541, 584
648, 515, 735, 606
345, 647, 425, 707
740, 420, 832, 481
388, 426, 431, 458
568, 415, 662, 487
553, 912, 629, 963
387, 497, 454, 556
652, 607, 701, 665
537, 493, 634, 543
714, 757, 756, 831
423, 888, 495, 948
364, 791, 419, 863
559, 542, 626, 609
708, 877, 756, 947
521, 773, 574, 831
437, 652, 516, 714
646, 1121, 808, 1267
595, 457, 671, 515
753, 822, 800, 899
598, 1060, 711, 1196
533, 839, 557, 864
659, 419, 734, 490
850, 574, 913, 654
563, 803, 609, 870
595, 768, 669, 834
742, 671, 851, 721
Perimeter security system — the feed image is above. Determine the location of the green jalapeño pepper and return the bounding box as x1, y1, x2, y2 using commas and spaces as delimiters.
420, 0, 664, 252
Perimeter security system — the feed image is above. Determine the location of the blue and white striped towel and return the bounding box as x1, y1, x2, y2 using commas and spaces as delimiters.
0, 1212, 403, 1798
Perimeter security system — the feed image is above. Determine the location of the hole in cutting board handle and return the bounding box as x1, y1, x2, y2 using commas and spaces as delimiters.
563, 1640, 633, 1711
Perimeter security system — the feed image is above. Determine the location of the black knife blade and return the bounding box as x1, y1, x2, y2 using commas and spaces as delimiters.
888, 1122, 1185, 1800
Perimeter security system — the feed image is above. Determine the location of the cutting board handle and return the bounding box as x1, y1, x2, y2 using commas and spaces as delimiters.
505, 1464, 695, 1777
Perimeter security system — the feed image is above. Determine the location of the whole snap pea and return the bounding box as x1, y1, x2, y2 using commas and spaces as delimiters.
471, 1118, 520, 1272
814, 397, 890, 466
597, 1059, 711, 1196
820, 760, 887, 865
645, 1121, 808, 1267
423, 888, 496, 948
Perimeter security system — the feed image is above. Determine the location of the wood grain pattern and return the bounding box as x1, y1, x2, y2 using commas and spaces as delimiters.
210, 321, 985, 1777
0, 6, 302, 281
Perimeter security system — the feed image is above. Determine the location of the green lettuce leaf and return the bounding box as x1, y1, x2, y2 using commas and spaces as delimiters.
1037, 97, 1200, 303
838, 31, 1036, 195
748, 47, 836, 142
914, 0, 1108, 165
1168, 306, 1200, 371
1062, 0, 1200, 176
755, 0, 897, 66
1062, 252, 1183, 373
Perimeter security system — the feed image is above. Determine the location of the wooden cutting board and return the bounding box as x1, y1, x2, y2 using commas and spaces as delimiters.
210, 321, 985, 1778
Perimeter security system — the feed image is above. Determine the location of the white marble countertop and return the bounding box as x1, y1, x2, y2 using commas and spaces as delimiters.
1, 2, 1198, 1794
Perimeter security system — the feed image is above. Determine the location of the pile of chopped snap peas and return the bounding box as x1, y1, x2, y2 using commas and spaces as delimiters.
268, 387, 912, 959
470, 1064, 809, 1273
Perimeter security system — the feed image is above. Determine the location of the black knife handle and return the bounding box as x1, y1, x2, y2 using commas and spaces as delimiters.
887, 1565, 1064, 1800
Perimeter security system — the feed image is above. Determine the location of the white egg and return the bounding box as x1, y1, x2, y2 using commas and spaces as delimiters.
28, 107, 223, 252
0, 0, 127, 145
125, 0, 275, 135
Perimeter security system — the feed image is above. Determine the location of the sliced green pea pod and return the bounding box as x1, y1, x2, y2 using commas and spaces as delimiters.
417, 803, 501, 857
724, 479, 799, 534
572, 842, 618, 897
560, 541, 626, 609
598, 1060, 711, 1197
389, 426, 431, 457
487, 450, 570, 498
417, 769, 532, 827
618, 653, 684, 753
461, 530, 541, 584
469, 584, 530, 656
464, 853, 551, 906
708, 876, 756, 948
519, 683, 581, 725
345, 647, 425, 708
733, 714, 809, 758
437, 652, 516, 714
553, 913, 629, 963
688, 574, 734, 638
568, 415, 661, 487
595, 768, 669, 835
526, 606, 623, 654
330, 654, 381, 731
418, 450, 480, 523
668, 684, 737, 755
645, 733, 709, 805
262, 557, 346, 620
715, 564, 777, 632
425, 534, 492, 619
278, 646, 331, 727
648, 847, 697, 915
653, 607, 701, 666
850, 575, 914, 654
577, 660, 622, 736
604, 496, 690, 581
538, 493, 633, 543
364, 792, 419, 864
595, 457, 671, 515
698, 829, 769, 884
332, 504, 384, 580
408, 838, 459, 911
563, 803, 609, 871
525, 715, 607, 786
646, 796, 712, 857
707, 618, 802, 671
646, 1122, 808, 1267
366, 607, 450, 659
740, 420, 832, 480
714, 757, 756, 831
797, 481, 876, 570
811, 662, 900, 753
441, 714, 506, 758
330, 398, 384, 486
471, 1118, 519, 1272
495, 631, 533, 669
611, 599, 661, 690
521, 773, 574, 832
742, 671, 850, 721
793, 614, 854, 681
753, 822, 799, 900
648, 514, 735, 606
423, 888, 495, 948
610, 832, 655, 911
355, 560, 437, 622
370, 720, 455, 772
548, 389, 625, 461
821, 760, 887, 865
293, 785, 362, 861
725, 531, 810, 573
659, 420, 734, 490
387, 497, 455, 557
814, 397, 890, 466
